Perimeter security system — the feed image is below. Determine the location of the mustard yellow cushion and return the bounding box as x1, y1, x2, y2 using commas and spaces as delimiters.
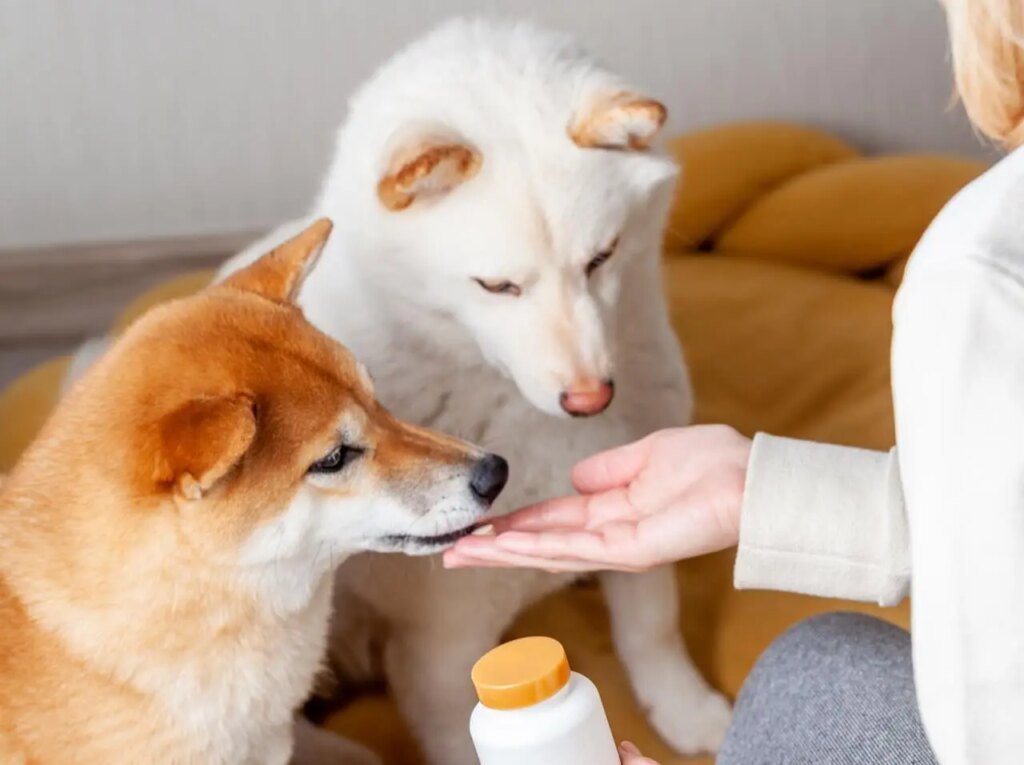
0, 271, 216, 474
716, 156, 986, 273
667, 255, 896, 449
665, 122, 858, 252
0, 122, 988, 764
0, 358, 70, 472
112, 270, 216, 335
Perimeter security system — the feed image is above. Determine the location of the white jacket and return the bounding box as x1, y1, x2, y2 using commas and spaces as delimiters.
735, 147, 1024, 765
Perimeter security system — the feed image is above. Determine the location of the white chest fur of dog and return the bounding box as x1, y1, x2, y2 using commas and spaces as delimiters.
223, 19, 731, 764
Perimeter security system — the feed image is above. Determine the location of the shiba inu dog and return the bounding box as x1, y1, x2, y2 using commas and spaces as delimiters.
0, 220, 506, 765
222, 18, 730, 765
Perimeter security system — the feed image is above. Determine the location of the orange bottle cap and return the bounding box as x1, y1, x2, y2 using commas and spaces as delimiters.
471, 636, 571, 710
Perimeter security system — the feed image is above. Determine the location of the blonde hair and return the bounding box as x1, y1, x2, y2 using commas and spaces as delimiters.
946, 0, 1024, 148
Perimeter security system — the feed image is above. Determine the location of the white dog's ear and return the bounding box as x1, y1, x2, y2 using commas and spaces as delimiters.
569, 92, 667, 151
377, 132, 482, 212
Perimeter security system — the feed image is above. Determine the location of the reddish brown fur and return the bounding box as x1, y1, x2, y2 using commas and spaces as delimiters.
0, 219, 480, 764
377, 143, 482, 211
569, 92, 668, 150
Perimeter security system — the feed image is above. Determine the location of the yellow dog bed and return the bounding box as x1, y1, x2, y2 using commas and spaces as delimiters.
0, 122, 986, 764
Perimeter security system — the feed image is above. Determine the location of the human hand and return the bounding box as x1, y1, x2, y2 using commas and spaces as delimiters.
444, 425, 751, 572
618, 741, 659, 764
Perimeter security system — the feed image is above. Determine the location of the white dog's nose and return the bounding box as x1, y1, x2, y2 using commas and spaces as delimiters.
559, 379, 614, 417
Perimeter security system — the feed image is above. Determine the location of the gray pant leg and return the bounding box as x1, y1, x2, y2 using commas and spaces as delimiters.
717, 612, 936, 765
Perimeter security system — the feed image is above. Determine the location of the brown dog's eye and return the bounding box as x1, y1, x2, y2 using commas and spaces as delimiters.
309, 444, 363, 474
586, 238, 619, 277
474, 278, 522, 297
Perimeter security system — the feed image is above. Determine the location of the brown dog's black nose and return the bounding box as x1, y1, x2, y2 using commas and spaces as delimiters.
470, 454, 509, 504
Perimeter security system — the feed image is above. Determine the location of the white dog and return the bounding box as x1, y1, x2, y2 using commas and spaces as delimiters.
221, 19, 731, 764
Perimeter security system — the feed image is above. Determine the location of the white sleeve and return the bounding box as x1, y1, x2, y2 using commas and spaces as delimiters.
893, 256, 1024, 765
734, 434, 909, 606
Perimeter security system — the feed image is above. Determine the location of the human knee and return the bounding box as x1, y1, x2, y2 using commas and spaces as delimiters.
769, 612, 903, 663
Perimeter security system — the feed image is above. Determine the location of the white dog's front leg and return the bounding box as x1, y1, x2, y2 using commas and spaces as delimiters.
291, 715, 381, 765
385, 627, 495, 765
601, 567, 732, 755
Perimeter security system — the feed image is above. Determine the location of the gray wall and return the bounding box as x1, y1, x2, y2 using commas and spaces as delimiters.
0, 0, 989, 250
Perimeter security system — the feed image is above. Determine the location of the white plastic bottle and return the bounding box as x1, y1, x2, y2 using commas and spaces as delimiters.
469, 636, 620, 765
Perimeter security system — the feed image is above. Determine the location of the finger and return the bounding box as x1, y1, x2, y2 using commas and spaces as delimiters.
442, 551, 523, 569
442, 549, 484, 568
494, 529, 611, 559
496, 523, 662, 572
619, 741, 660, 765
493, 527, 649, 572
621, 755, 660, 765
448, 556, 574, 575
451, 529, 650, 572
492, 495, 590, 533
572, 436, 653, 494
442, 543, 609, 572
443, 546, 538, 569
495, 488, 636, 534
454, 533, 593, 562
452, 533, 644, 571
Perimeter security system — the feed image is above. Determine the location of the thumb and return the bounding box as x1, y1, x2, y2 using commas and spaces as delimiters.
572, 436, 653, 494
619, 741, 660, 765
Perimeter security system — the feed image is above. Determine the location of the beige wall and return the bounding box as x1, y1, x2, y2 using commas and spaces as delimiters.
0, 0, 989, 249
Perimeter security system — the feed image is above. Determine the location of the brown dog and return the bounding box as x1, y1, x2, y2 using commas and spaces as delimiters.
0, 219, 506, 765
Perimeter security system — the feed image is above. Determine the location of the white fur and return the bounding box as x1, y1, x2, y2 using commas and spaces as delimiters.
222, 18, 730, 763
151, 577, 333, 765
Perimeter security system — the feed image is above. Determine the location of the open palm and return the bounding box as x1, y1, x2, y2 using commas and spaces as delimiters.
444, 425, 750, 572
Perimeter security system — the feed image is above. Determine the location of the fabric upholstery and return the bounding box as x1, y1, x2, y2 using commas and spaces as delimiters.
0, 122, 988, 764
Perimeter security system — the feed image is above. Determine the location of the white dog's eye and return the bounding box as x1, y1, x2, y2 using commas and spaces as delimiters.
308, 443, 363, 474
586, 237, 620, 278
474, 278, 522, 297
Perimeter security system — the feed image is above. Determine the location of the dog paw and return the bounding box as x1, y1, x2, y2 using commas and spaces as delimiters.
648, 687, 733, 756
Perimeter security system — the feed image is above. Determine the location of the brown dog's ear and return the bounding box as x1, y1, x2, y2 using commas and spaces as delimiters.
156, 394, 257, 502
569, 92, 667, 151
224, 218, 333, 303
377, 134, 482, 212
